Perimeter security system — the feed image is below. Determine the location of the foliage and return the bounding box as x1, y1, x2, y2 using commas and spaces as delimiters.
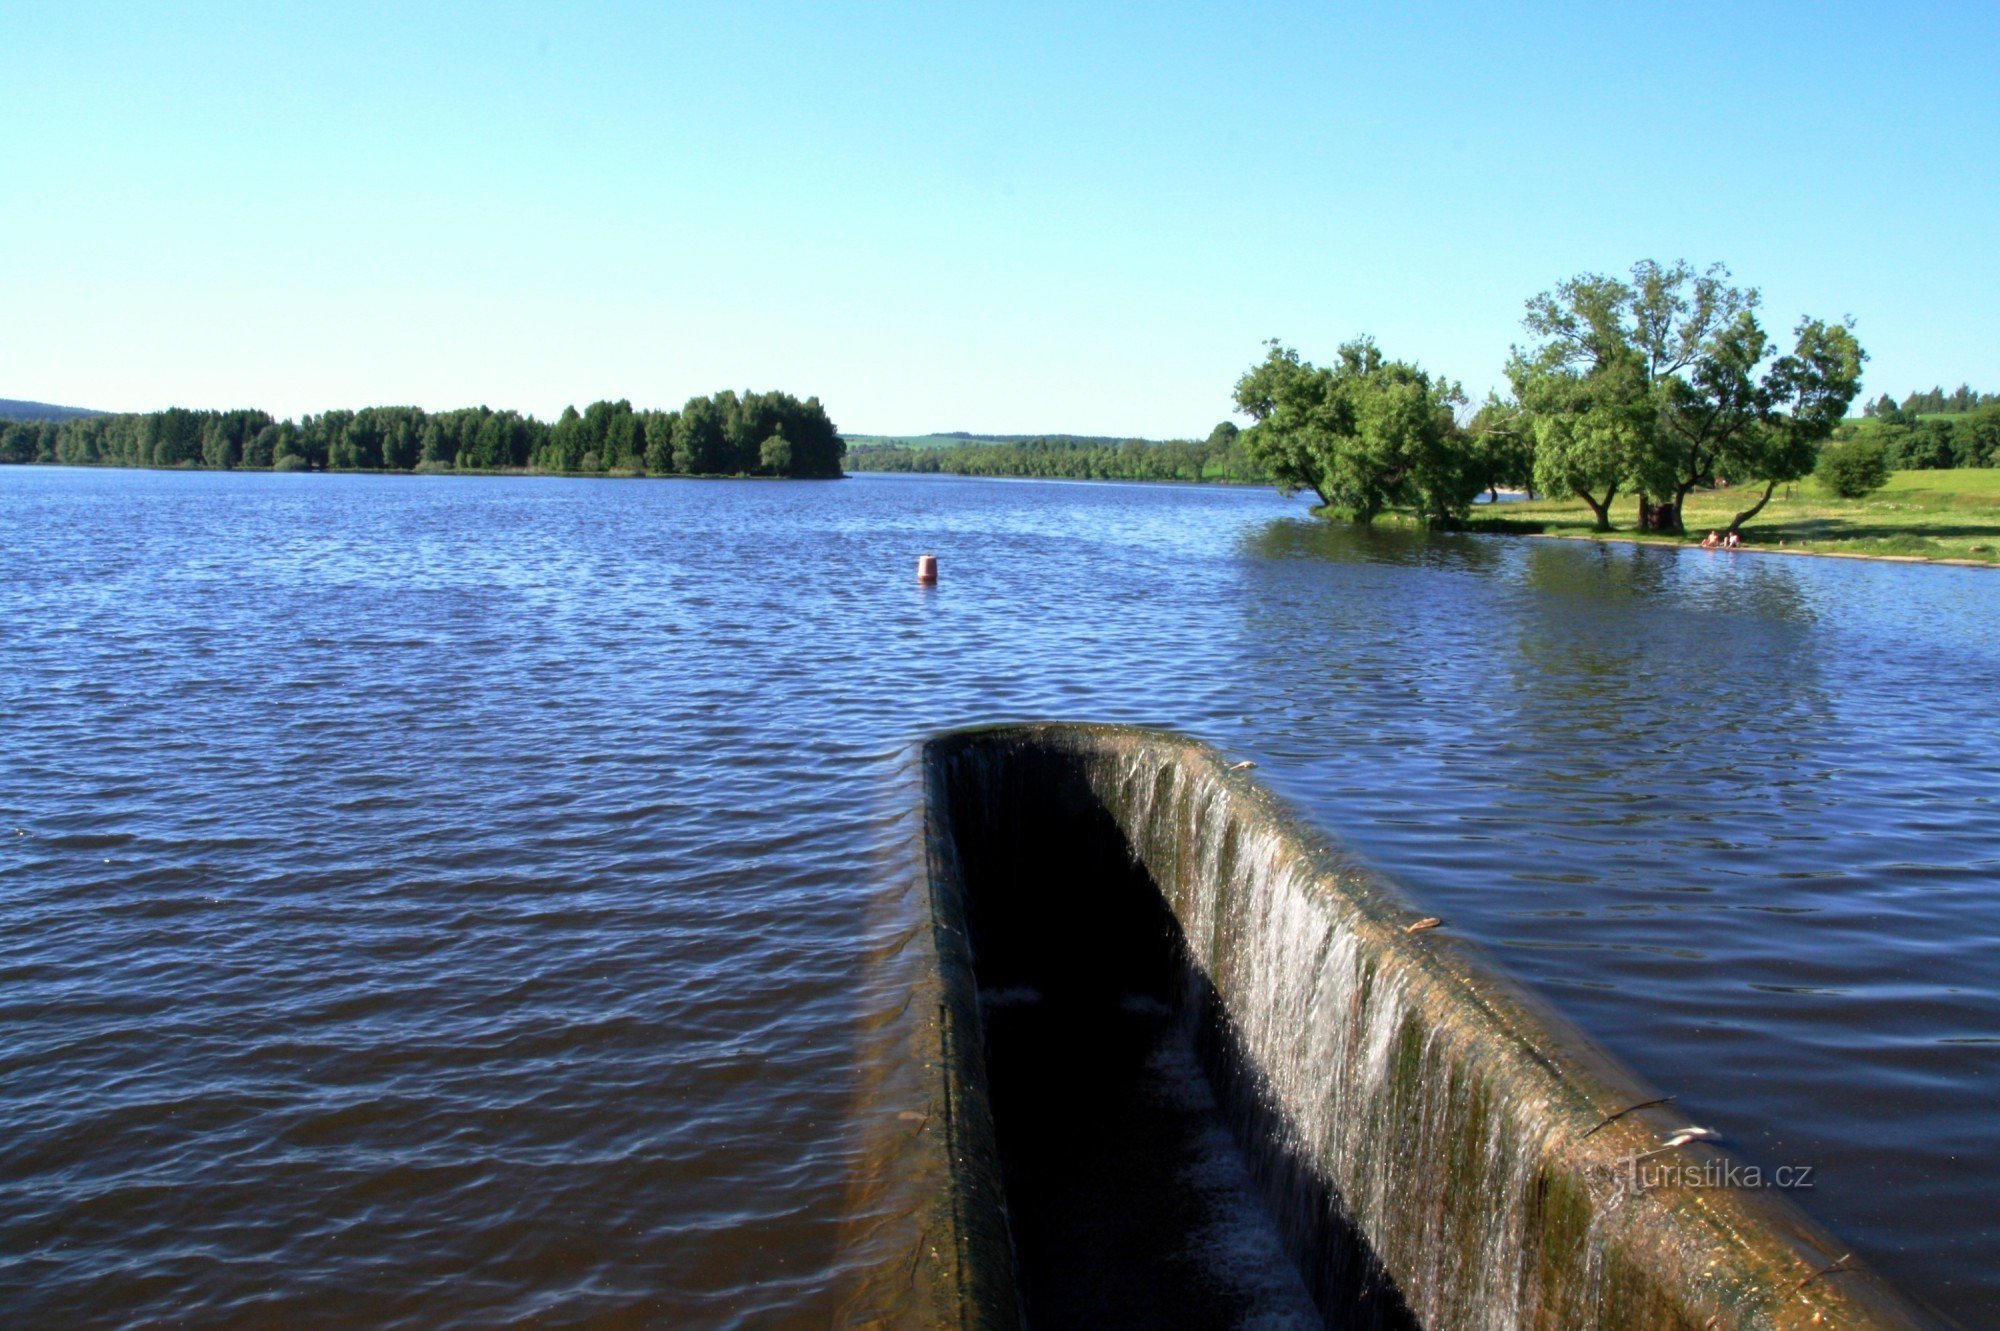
1873, 385, 2000, 417
1511, 343, 1653, 530
1509, 260, 1865, 534
1233, 339, 1473, 526
0, 390, 845, 479
846, 430, 1265, 483
1835, 405, 2000, 471
1462, 395, 1536, 499
1814, 436, 1890, 498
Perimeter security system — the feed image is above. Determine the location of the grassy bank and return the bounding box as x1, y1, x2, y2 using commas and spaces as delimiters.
1456, 470, 2000, 566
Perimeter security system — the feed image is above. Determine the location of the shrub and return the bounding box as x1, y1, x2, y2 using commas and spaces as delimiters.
1815, 436, 1890, 498
272, 454, 311, 473
759, 433, 793, 474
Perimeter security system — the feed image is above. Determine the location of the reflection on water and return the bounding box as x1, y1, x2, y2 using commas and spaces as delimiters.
1236, 522, 1997, 1326
0, 468, 1995, 1326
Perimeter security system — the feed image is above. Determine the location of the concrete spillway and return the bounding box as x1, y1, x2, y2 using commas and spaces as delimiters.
844, 723, 1937, 1330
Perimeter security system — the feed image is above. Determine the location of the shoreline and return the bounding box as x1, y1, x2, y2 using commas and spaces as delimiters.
1522, 529, 1999, 570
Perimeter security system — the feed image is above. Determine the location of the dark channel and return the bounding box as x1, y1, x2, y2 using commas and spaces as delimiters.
943, 745, 1414, 1330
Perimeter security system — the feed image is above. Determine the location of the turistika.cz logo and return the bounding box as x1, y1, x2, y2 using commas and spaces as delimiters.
1618, 1159, 1815, 1191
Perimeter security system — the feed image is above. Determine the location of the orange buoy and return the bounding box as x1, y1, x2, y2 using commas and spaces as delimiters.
916, 553, 939, 585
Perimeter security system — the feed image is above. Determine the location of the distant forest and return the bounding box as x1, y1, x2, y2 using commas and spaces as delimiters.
1834, 399, 2000, 471
0, 390, 845, 479
846, 424, 1268, 484
0, 398, 98, 423
1863, 385, 2000, 417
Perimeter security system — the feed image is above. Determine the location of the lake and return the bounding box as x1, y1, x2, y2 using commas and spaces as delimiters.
1, 466, 1994, 1327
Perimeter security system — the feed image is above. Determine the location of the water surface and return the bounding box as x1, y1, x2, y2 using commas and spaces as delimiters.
1, 467, 1994, 1326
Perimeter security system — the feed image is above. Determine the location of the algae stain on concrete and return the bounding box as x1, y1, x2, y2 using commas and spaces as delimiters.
841, 724, 1940, 1330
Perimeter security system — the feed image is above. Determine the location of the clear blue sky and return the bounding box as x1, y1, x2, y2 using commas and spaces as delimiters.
5, 1, 1995, 436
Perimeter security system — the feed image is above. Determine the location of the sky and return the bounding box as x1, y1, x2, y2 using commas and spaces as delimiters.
4, 1, 1995, 437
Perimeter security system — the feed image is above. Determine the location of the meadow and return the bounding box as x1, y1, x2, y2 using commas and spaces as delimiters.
1464, 469, 2000, 566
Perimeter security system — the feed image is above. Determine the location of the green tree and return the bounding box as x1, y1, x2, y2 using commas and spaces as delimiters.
1815, 436, 1890, 498
1512, 345, 1652, 530
1234, 338, 1474, 525
674, 395, 728, 474
1515, 261, 1864, 534
759, 432, 793, 474
543, 406, 587, 472
641, 410, 679, 474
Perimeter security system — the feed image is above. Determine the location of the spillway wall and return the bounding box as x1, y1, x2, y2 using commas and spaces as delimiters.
851, 723, 1936, 1330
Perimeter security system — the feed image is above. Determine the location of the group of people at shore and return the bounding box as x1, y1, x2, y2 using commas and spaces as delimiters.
1700, 529, 1742, 550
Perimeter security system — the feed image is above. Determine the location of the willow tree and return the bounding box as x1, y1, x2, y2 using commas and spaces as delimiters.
1513, 261, 1865, 534
1233, 338, 1475, 526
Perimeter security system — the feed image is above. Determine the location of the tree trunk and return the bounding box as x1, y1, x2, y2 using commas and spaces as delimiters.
1578, 483, 1615, 531
1728, 480, 1778, 533
1637, 494, 1683, 534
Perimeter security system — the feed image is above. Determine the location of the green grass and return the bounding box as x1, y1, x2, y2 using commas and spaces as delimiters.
1460, 469, 2000, 566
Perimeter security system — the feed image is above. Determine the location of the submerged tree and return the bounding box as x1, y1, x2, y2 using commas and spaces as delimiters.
1233, 338, 1475, 526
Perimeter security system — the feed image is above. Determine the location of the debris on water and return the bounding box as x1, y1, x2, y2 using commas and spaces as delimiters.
1662, 1126, 1718, 1149
1228, 760, 1257, 771
1795, 1253, 1854, 1293
1579, 1094, 1675, 1140
1405, 916, 1443, 934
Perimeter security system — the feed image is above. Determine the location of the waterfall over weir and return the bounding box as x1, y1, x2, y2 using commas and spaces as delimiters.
841, 724, 1936, 1331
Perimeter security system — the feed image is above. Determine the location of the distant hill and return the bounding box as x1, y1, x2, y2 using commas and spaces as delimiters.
846, 430, 1176, 450
0, 398, 101, 423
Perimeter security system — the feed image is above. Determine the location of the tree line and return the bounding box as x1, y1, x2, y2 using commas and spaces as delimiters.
1239, 260, 1867, 534
1864, 385, 1999, 417
0, 390, 846, 479
845, 425, 1268, 484
1829, 403, 2000, 473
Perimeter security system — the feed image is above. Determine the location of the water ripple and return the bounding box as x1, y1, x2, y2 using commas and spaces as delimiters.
1, 468, 1996, 1324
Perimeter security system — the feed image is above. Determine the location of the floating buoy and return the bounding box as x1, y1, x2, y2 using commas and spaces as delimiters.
916, 553, 938, 585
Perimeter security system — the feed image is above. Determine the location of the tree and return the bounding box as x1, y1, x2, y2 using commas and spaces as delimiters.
1961, 405, 2000, 467
759, 432, 793, 474
674, 395, 728, 474
1, 390, 843, 480
1461, 395, 1535, 502
1815, 436, 1890, 498
1721, 317, 1866, 530
1890, 419, 1959, 470
1234, 338, 1474, 525
543, 406, 587, 472
1512, 345, 1652, 530
418, 421, 448, 468
641, 410, 678, 474
1515, 261, 1865, 534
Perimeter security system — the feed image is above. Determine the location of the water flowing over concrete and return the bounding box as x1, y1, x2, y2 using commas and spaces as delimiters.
858, 723, 1938, 1330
